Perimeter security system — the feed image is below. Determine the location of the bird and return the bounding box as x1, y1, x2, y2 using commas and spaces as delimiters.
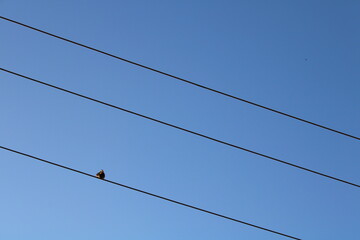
96, 169, 105, 179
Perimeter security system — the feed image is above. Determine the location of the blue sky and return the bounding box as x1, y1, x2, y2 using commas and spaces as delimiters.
1, 1, 359, 239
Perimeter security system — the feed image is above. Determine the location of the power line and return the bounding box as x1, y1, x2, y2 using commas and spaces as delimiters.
1, 15, 359, 142
0, 145, 301, 240
1, 67, 359, 189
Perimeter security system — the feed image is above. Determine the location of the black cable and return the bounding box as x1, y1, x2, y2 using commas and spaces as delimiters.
1, 67, 359, 189
1, 15, 359, 141
0, 145, 301, 240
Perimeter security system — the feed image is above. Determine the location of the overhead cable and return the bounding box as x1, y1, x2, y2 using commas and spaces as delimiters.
0, 15, 359, 141
1, 67, 359, 189
0, 145, 301, 240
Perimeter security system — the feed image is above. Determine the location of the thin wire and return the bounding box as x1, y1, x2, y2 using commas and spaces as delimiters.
0, 145, 301, 240
1, 16, 359, 142
1, 67, 359, 189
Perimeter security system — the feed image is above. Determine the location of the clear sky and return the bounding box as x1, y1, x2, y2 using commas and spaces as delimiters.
1, 1, 359, 239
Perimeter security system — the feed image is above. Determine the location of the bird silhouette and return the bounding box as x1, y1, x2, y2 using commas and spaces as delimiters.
96, 169, 105, 179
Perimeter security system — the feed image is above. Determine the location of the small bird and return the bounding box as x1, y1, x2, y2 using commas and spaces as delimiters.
96, 169, 105, 179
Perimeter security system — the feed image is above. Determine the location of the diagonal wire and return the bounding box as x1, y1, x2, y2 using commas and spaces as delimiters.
1, 67, 359, 189
0, 145, 301, 240
1, 15, 359, 141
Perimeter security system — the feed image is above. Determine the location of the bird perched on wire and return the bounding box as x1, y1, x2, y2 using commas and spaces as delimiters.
96, 169, 105, 179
